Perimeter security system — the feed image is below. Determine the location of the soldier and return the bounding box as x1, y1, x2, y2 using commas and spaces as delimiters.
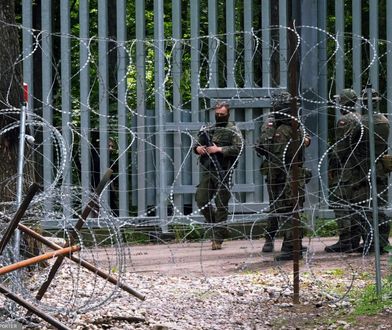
351, 88, 391, 254
325, 88, 362, 253
194, 102, 243, 250
255, 92, 311, 261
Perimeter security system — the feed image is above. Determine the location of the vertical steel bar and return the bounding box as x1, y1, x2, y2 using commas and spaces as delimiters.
318, 0, 329, 200
276, 0, 288, 212
208, 0, 218, 95
136, 0, 146, 216
98, 0, 109, 206
117, 0, 129, 217
335, 0, 344, 110
14, 93, 27, 258
226, 0, 235, 88
229, 0, 251, 201
288, 20, 300, 305
369, 2, 379, 91
298, 0, 320, 213
154, 0, 167, 230
22, 0, 33, 107
279, 0, 288, 88
244, 0, 254, 202
243, 0, 258, 201
244, 0, 254, 87
262, 0, 271, 88
172, 0, 183, 213
79, 0, 91, 206
366, 85, 382, 294
190, 0, 200, 211
60, 0, 72, 220
352, 1, 362, 95
387, 0, 392, 206
41, 0, 53, 212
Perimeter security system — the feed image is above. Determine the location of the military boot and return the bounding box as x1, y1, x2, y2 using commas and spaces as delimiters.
324, 236, 353, 253
211, 241, 222, 250
324, 241, 352, 253
274, 249, 303, 261
262, 237, 274, 253
274, 242, 303, 261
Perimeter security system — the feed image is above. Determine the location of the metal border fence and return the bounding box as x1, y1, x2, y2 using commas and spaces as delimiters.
20, 1, 392, 229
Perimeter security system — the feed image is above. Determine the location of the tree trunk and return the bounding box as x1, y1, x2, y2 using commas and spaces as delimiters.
0, 0, 41, 267
0, 0, 24, 204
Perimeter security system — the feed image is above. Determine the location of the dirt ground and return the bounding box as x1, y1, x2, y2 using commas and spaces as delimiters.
120, 237, 391, 277
114, 237, 392, 329
3, 236, 388, 329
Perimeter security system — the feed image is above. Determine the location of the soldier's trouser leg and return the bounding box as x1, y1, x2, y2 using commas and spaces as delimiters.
213, 185, 231, 243
325, 209, 361, 252
264, 215, 279, 241
325, 210, 361, 252
327, 178, 361, 251
380, 219, 391, 249
274, 211, 305, 261
356, 179, 390, 253
280, 212, 304, 252
378, 181, 391, 249
262, 215, 279, 252
361, 211, 390, 252
335, 211, 354, 244
195, 175, 216, 225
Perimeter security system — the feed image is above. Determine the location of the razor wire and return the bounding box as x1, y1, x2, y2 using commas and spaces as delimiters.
0, 22, 390, 328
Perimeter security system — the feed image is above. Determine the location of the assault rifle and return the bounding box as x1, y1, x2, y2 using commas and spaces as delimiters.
199, 125, 226, 181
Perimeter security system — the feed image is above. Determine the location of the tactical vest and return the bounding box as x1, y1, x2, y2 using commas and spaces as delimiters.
354, 112, 390, 177
197, 121, 241, 170
332, 112, 361, 164
255, 116, 276, 158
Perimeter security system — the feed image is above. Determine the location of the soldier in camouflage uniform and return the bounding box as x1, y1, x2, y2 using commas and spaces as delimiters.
194, 102, 243, 250
255, 92, 311, 261
350, 88, 391, 254
325, 89, 362, 253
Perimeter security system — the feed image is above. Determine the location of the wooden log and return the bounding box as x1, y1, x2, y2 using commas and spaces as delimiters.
18, 223, 145, 300
0, 245, 80, 276
0, 284, 71, 330
35, 169, 113, 301
0, 183, 40, 254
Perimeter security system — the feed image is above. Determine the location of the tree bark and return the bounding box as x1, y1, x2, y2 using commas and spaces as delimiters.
0, 1, 39, 265
0, 0, 25, 205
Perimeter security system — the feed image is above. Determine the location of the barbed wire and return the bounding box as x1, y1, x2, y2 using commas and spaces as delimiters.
0, 23, 390, 328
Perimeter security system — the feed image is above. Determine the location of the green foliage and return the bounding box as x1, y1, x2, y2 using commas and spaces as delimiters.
312, 218, 339, 237
325, 268, 345, 277
122, 230, 149, 244
352, 280, 392, 316
171, 224, 204, 242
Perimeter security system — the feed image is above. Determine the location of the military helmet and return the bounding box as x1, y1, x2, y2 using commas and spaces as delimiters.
271, 91, 294, 112
360, 87, 381, 106
334, 88, 357, 107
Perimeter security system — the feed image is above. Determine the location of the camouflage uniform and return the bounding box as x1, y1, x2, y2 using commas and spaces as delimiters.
351, 97, 390, 254
194, 121, 243, 245
326, 99, 362, 253
256, 115, 280, 249
255, 93, 309, 261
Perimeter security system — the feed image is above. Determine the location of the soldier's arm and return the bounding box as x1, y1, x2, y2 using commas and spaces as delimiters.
254, 122, 269, 157
304, 134, 311, 147
192, 130, 206, 155
221, 125, 243, 158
